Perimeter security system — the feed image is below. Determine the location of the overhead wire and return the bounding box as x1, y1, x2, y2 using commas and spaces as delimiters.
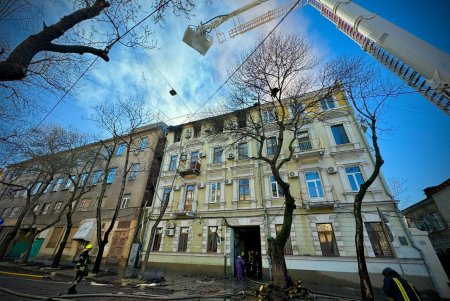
145, 53, 193, 116
131, 47, 171, 123
187, 0, 303, 119
1, 0, 175, 167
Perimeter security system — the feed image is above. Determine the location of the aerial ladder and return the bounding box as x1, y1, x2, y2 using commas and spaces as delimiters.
182, 0, 450, 116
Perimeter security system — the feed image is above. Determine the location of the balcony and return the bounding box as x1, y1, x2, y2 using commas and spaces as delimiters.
173, 202, 196, 218
294, 138, 325, 159
178, 161, 201, 177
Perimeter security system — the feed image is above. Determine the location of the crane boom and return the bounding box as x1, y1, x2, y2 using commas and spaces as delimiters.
229, 0, 306, 38
182, 0, 268, 55
313, 0, 450, 114
182, 0, 450, 115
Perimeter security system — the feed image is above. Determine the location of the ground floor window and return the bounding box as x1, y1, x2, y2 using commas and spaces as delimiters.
152, 228, 162, 251
178, 227, 189, 252
365, 222, 394, 257
46, 227, 63, 248
317, 223, 339, 256
207, 226, 218, 253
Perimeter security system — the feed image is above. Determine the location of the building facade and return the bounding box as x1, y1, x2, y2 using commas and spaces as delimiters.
0, 123, 166, 266
142, 91, 448, 295
402, 178, 450, 277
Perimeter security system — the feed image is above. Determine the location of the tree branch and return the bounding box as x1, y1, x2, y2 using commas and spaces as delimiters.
44, 44, 109, 61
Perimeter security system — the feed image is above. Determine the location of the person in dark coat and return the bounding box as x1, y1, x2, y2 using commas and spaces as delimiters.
68, 243, 92, 294
382, 267, 421, 301
235, 255, 244, 281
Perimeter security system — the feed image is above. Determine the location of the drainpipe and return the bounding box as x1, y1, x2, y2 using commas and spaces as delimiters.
223, 222, 227, 277
257, 155, 272, 280
346, 91, 438, 292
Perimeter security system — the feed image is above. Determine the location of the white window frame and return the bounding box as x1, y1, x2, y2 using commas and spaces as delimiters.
78, 173, 88, 187
41, 203, 51, 215
53, 201, 63, 213
237, 142, 248, 160
120, 195, 131, 209
64, 176, 76, 190
91, 171, 102, 185
345, 166, 364, 191
106, 167, 117, 184
210, 182, 221, 203
212, 146, 223, 163
52, 178, 64, 192
139, 137, 148, 150
266, 137, 277, 156
116, 143, 127, 156
270, 176, 284, 198
305, 171, 324, 199
129, 163, 140, 181
320, 97, 336, 110
30, 182, 42, 195
78, 199, 90, 211
44, 180, 53, 193
262, 109, 275, 123
168, 155, 178, 171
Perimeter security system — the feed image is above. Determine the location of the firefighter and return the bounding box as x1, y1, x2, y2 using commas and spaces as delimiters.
382, 267, 421, 301
68, 243, 92, 294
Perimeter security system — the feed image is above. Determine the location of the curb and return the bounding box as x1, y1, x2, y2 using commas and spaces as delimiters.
0, 270, 47, 279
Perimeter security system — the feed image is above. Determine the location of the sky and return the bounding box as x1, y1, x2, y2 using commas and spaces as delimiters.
4, 0, 450, 207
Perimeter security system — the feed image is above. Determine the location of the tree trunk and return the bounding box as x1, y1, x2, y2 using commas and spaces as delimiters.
354, 118, 383, 301
268, 238, 288, 286
51, 222, 72, 268
20, 229, 37, 264
139, 193, 170, 276
354, 194, 374, 300
92, 241, 106, 273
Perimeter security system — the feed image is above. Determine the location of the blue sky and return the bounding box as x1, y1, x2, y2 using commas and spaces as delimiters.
4, 0, 450, 207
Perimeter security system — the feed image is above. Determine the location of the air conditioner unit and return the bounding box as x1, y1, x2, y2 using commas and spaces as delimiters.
227, 153, 235, 160
166, 222, 175, 229
199, 152, 206, 158
327, 167, 337, 174
165, 229, 175, 236
288, 171, 299, 178
69, 186, 75, 192
134, 150, 140, 155
174, 185, 181, 191
224, 179, 232, 185
198, 182, 205, 189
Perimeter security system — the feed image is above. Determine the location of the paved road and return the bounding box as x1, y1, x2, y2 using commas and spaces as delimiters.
0, 274, 167, 301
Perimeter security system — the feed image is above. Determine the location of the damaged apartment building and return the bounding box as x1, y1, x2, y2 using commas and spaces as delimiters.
141, 88, 450, 295
0, 123, 165, 266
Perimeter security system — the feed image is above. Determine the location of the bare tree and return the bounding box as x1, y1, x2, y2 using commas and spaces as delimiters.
0, 0, 196, 82
208, 32, 351, 295
0, 125, 86, 259
389, 177, 407, 200
0, 0, 196, 146
50, 145, 100, 267
336, 58, 405, 301
89, 95, 154, 273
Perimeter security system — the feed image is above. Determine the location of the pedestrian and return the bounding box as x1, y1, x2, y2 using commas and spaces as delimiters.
236, 255, 244, 281
382, 267, 421, 301
68, 243, 92, 294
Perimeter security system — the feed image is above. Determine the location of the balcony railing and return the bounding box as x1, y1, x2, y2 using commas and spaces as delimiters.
178, 161, 201, 177
294, 138, 324, 159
